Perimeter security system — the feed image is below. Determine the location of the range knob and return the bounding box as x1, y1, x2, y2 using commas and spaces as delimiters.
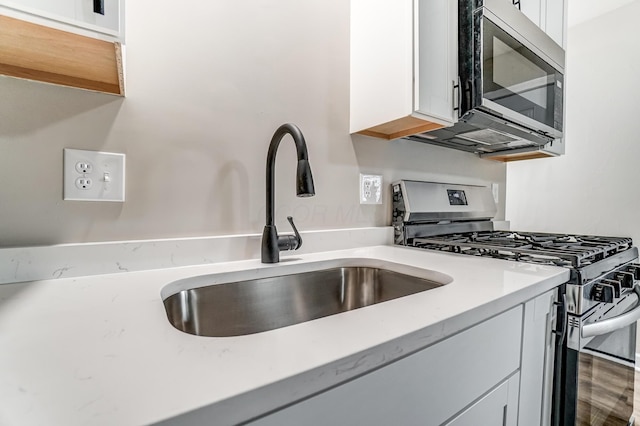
601, 279, 621, 298
591, 282, 615, 303
615, 271, 635, 289
626, 265, 640, 280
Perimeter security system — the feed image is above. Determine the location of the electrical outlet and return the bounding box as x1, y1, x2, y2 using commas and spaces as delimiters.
75, 177, 93, 190
64, 148, 126, 202
360, 174, 383, 205
75, 162, 93, 174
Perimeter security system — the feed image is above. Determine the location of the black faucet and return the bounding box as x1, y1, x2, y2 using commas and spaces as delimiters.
261, 123, 315, 263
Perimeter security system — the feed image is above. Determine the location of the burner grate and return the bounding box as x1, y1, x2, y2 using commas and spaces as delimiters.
413, 231, 633, 268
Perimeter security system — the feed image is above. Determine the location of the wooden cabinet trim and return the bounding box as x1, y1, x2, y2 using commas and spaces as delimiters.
0, 15, 124, 95
356, 115, 445, 140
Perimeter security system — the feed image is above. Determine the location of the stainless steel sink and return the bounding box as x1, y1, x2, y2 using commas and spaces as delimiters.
163, 265, 450, 337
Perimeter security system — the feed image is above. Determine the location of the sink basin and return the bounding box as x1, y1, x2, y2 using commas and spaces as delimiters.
163, 263, 451, 337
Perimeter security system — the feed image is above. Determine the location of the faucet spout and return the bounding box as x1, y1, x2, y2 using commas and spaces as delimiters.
262, 123, 315, 263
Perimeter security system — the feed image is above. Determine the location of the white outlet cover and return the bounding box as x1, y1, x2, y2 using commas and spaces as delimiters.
360, 174, 383, 205
63, 149, 126, 202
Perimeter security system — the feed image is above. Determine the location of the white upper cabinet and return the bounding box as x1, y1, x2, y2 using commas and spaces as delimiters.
544, 0, 566, 49
0, 0, 123, 40
415, 0, 458, 125
510, 0, 566, 48
350, 0, 457, 140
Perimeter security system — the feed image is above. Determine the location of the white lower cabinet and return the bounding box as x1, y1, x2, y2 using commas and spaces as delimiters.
445, 373, 520, 426
518, 290, 557, 426
249, 305, 524, 426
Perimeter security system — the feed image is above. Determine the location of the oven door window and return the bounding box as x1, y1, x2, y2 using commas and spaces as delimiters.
482, 17, 563, 131
577, 350, 635, 425
577, 319, 636, 425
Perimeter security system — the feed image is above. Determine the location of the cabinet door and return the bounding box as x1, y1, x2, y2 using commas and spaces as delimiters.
445, 373, 520, 426
0, 0, 122, 37
519, 289, 557, 426
349, 0, 413, 133
519, 0, 542, 28
544, 0, 565, 48
248, 306, 523, 426
78, 0, 121, 34
415, 0, 458, 124
509, 0, 565, 49
0, 0, 75, 21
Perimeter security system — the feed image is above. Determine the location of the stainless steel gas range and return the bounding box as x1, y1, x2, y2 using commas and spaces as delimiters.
392, 180, 640, 426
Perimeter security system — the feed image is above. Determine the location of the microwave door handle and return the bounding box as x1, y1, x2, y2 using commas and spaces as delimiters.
582, 285, 640, 338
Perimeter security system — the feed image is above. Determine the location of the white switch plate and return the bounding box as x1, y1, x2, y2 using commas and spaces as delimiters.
63, 149, 126, 202
360, 174, 383, 205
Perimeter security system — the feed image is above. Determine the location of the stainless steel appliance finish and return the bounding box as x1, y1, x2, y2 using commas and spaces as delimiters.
392, 180, 638, 426
407, 0, 566, 157
163, 267, 447, 337
394, 180, 497, 225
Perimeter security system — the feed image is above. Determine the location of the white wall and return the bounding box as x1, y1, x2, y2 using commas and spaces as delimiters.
567, 0, 637, 27
506, 0, 640, 242
0, 0, 506, 248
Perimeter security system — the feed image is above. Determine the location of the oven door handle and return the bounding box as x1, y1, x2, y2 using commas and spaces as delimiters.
582, 285, 640, 338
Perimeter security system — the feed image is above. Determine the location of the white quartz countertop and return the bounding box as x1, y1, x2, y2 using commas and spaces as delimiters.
0, 245, 569, 426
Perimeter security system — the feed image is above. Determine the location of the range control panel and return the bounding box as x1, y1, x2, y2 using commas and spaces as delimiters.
590, 265, 640, 303
447, 189, 468, 206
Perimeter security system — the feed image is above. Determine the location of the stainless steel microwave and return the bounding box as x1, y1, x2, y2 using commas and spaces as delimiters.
407, 0, 566, 157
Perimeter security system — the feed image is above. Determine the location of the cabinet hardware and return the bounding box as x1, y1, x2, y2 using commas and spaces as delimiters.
452, 78, 460, 114
552, 293, 567, 344
93, 0, 105, 15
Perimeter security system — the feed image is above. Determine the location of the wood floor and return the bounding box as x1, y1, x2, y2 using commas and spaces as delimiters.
634, 369, 640, 422
577, 353, 635, 425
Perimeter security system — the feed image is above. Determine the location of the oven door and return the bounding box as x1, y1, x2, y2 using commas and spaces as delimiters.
569, 289, 640, 425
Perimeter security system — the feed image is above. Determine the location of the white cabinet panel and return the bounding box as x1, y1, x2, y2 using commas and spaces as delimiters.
520, 0, 542, 27
509, 0, 566, 49
350, 0, 456, 139
350, 0, 413, 133
544, 0, 565, 48
249, 306, 523, 426
77, 0, 121, 33
2, 0, 76, 20
415, 0, 458, 124
518, 289, 557, 426
445, 373, 520, 426
0, 0, 123, 39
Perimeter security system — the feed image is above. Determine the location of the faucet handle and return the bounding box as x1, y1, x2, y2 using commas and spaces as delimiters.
277, 216, 303, 251
287, 216, 302, 249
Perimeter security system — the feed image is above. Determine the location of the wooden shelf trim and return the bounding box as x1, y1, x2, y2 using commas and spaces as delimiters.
356, 115, 445, 140
483, 150, 557, 162
0, 15, 124, 95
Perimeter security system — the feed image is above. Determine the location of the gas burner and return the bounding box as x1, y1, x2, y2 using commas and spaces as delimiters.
412, 231, 632, 268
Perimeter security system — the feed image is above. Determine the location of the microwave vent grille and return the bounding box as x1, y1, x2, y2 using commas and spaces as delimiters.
456, 129, 519, 145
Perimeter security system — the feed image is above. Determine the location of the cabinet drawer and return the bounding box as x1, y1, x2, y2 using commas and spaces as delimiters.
250, 306, 523, 426
444, 373, 520, 426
